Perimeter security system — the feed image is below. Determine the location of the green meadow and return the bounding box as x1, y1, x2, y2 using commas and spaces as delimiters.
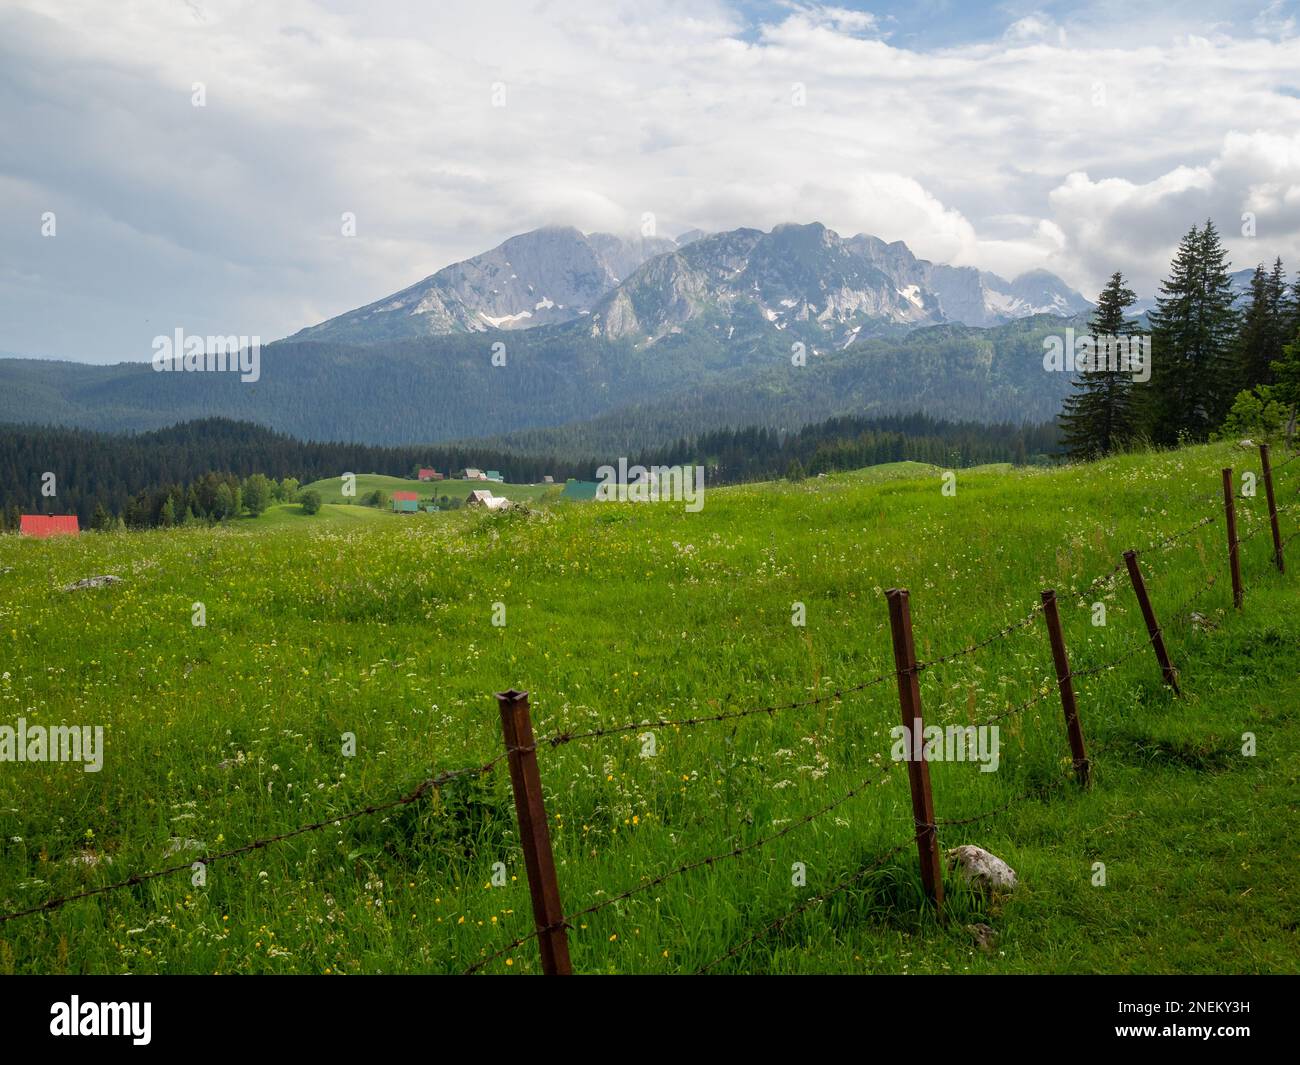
301, 473, 555, 506
244, 502, 393, 528
0, 442, 1297, 974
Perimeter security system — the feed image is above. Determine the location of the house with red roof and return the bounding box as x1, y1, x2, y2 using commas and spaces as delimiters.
19, 515, 80, 538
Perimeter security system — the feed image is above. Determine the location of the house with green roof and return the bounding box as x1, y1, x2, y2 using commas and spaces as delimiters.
560, 479, 601, 501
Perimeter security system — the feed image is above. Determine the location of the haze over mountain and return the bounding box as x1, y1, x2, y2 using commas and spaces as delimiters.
0, 308, 1086, 453
290, 222, 1090, 348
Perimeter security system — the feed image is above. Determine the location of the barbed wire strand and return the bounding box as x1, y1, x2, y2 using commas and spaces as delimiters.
534, 496, 1234, 751
0, 757, 508, 925
1270, 449, 1300, 473
462, 761, 897, 974
931, 770, 1075, 831
536, 668, 900, 749
698, 765, 1078, 973
923, 507, 1221, 667
694, 839, 914, 974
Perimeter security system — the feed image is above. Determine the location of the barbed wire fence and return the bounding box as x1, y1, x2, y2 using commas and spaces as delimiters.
1, 445, 1295, 974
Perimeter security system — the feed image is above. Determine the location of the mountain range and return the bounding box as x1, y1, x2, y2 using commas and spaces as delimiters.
290, 222, 1091, 348
0, 221, 1109, 452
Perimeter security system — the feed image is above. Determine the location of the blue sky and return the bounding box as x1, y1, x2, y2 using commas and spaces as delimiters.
731, 0, 1047, 47
731, 1, 1298, 47
2, 0, 1299, 361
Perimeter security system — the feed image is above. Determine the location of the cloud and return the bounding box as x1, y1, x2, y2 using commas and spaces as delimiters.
1, 0, 1299, 359
1050, 130, 1300, 293
1003, 13, 1066, 45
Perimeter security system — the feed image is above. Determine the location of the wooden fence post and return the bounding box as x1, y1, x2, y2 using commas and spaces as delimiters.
1122, 550, 1181, 695
884, 589, 944, 917
495, 689, 573, 975
1040, 590, 1090, 787
1221, 467, 1244, 609
1260, 444, 1285, 574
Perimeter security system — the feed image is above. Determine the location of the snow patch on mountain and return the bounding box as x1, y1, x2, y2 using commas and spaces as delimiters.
289, 221, 1090, 347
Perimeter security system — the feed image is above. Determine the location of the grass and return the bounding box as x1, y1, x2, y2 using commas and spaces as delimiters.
0, 441, 1297, 975
301, 473, 555, 506
243, 502, 395, 527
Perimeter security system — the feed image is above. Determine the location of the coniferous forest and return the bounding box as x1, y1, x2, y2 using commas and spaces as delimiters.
1060, 220, 1300, 458
0, 412, 1058, 529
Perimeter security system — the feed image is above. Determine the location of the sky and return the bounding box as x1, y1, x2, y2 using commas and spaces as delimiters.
2, 0, 1299, 362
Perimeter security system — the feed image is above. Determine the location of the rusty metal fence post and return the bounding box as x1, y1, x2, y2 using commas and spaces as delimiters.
1260, 444, 1285, 574
495, 689, 573, 975
885, 589, 944, 918
1040, 590, 1090, 787
1123, 550, 1181, 695
1221, 468, 1244, 609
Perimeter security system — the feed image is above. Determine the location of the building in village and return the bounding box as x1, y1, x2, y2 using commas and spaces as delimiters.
19, 515, 80, 537
465, 489, 511, 511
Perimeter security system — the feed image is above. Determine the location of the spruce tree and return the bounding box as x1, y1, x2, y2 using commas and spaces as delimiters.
1234, 258, 1289, 391
1290, 276, 1300, 341
1235, 264, 1272, 389
1059, 271, 1140, 459
1142, 221, 1240, 443
1272, 322, 1300, 440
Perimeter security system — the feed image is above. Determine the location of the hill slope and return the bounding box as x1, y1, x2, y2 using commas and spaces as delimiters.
1, 441, 1296, 974
0, 313, 1086, 448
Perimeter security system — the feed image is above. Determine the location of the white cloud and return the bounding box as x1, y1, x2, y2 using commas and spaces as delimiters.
2, 0, 1300, 358
1003, 13, 1066, 45
1049, 130, 1300, 294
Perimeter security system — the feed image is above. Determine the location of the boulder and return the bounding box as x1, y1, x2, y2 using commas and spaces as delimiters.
947, 845, 1018, 892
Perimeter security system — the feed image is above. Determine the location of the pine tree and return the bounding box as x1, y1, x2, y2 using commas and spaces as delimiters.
1235, 264, 1271, 389
1060, 271, 1140, 459
1289, 276, 1300, 340
1269, 257, 1289, 366
1142, 221, 1240, 444
1272, 322, 1300, 441
1234, 258, 1289, 391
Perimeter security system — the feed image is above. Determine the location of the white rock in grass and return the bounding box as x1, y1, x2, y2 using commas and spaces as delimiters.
62, 574, 122, 592
947, 845, 1018, 892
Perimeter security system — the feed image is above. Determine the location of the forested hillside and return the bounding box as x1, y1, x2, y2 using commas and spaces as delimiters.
0, 412, 1057, 526
0, 419, 590, 526
0, 313, 1083, 448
